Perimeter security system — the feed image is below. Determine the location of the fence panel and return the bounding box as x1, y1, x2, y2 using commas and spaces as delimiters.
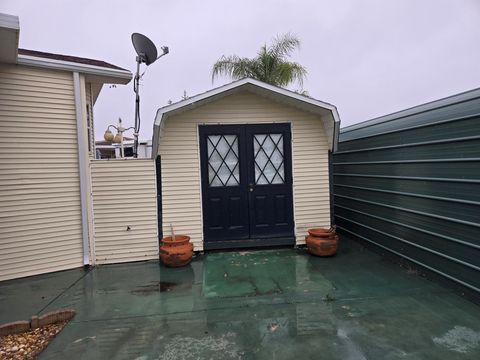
333, 89, 480, 296
91, 159, 158, 264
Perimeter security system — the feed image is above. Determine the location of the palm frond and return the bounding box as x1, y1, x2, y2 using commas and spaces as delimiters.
268, 33, 301, 60
211, 55, 254, 83
277, 62, 307, 87
211, 33, 307, 88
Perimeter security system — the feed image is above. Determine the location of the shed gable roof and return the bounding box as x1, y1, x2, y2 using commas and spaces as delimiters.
153, 78, 341, 154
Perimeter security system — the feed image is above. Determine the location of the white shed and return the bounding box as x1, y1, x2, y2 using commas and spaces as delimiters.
153, 78, 340, 250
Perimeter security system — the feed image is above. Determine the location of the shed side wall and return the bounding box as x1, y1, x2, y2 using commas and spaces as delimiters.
90, 159, 158, 264
158, 91, 331, 250
333, 100, 480, 295
0, 64, 84, 281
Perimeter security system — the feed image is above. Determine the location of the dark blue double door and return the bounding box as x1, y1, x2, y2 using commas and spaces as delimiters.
199, 124, 295, 249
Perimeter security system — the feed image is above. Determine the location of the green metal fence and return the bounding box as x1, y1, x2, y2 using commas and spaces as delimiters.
333, 89, 480, 297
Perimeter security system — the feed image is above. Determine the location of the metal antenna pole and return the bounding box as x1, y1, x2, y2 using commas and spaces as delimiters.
133, 56, 141, 158
131, 35, 168, 159
118, 117, 125, 158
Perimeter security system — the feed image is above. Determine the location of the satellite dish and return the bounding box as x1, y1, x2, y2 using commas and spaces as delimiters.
130, 32, 169, 157
131, 33, 158, 65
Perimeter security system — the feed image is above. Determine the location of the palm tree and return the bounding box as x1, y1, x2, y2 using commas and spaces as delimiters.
211, 33, 307, 88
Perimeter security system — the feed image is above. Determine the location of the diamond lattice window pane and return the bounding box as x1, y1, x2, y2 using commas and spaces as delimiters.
254, 133, 285, 185
207, 135, 240, 187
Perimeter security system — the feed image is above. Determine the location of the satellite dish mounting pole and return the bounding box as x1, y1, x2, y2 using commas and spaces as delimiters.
131, 32, 169, 158
133, 54, 142, 158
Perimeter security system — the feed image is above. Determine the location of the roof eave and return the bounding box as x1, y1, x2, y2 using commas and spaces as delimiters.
341, 86, 480, 134
152, 78, 341, 152
17, 54, 132, 84
0, 13, 20, 64
154, 78, 338, 126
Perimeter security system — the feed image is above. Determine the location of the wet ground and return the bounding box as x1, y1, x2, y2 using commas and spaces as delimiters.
1, 237, 480, 359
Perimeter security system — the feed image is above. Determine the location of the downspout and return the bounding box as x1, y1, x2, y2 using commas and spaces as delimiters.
73, 72, 91, 265
330, 114, 339, 226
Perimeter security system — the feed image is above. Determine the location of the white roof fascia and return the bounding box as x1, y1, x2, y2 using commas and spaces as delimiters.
152, 78, 341, 156
0, 13, 19, 28
0, 13, 20, 64
154, 78, 337, 126
331, 109, 341, 152
17, 54, 132, 84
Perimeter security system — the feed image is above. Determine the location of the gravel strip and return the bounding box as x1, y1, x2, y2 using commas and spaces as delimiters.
0, 321, 68, 359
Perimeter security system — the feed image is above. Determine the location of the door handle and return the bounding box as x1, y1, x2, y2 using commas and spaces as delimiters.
249, 187, 254, 192
249, 183, 254, 192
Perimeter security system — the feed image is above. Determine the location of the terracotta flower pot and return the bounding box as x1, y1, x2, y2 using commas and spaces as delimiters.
305, 235, 338, 257
159, 235, 193, 267
306, 226, 339, 257
308, 228, 334, 238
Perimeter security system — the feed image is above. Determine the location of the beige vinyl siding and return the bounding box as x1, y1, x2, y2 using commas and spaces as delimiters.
90, 159, 158, 264
158, 91, 331, 250
0, 64, 84, 281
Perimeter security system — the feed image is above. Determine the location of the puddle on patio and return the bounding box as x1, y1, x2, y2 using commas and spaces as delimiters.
131, 281, 177, 295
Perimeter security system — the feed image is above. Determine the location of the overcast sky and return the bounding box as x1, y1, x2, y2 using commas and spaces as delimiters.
3, 0, 480, 139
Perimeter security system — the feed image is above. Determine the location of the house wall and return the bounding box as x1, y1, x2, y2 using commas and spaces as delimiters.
90, 159, 158, 264
0, 64, 84, 281
333, 92, 480, 296
157, 91, 331, 250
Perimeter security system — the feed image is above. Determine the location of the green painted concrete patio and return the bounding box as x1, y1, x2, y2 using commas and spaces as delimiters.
1, 237, 480, 359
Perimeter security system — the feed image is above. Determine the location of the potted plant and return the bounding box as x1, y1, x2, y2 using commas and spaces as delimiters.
305, 226, 339, 257
159, 224, 193, 267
